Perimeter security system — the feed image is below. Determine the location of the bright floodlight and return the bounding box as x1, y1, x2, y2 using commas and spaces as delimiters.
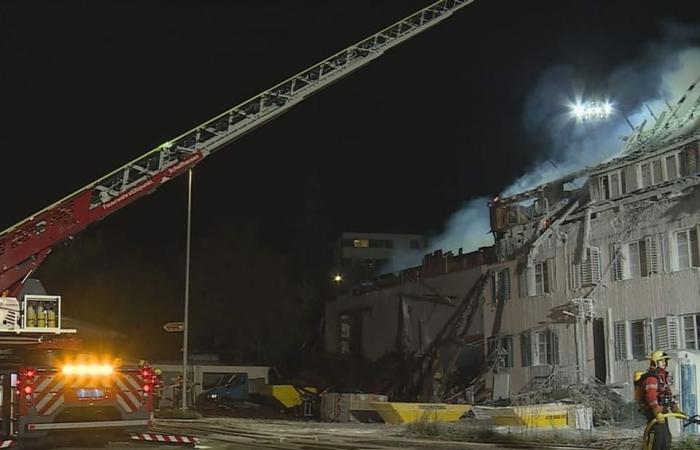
570, 100, 614, 121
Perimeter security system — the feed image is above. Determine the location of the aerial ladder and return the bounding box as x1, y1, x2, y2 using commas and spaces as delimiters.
0, 1, 476, 445
0, 0, 474, 299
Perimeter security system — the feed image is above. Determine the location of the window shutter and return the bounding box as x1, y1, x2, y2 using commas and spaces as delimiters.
646, 236, 659, 275
520, 333, 531, 367
550, 329, 560, 365
654, 316, 680, 350
502, 268, 511, 301
543, 261, 550, 293
610, 243, 623, 281
644, 319, 654, 355
582, 247, 602, 286
614, 321, 629, 361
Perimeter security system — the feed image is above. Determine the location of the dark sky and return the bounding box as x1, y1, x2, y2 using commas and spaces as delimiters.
2, 1, 699, 359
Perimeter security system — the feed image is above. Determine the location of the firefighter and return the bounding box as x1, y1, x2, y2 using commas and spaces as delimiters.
153, 368, 163, 411
641, 350, 678, 450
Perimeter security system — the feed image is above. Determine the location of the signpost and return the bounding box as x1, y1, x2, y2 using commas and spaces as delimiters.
163, 322, 184, 332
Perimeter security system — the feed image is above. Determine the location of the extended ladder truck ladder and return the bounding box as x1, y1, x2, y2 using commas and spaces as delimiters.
0, 0, 474, 296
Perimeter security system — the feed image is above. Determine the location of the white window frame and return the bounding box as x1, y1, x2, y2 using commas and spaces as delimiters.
682, 313, 700, 350
533, 329, 560, 366
672, 227, 699, 271
598, 170, 623, 200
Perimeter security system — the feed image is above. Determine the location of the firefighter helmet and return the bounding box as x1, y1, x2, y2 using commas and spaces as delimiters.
649, 350, 671, 364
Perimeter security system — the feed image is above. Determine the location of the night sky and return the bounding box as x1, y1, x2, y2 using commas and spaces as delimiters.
2, 1, 699, 362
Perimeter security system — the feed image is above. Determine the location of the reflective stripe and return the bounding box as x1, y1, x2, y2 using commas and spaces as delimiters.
27, 419, 148, 431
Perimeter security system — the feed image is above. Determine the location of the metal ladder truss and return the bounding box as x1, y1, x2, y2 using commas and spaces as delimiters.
0, 0, 474, 295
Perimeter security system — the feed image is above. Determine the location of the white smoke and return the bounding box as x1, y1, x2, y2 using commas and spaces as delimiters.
382, 28, 700, 275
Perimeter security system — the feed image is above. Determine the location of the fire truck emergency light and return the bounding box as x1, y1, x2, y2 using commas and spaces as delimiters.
62, 364, 114, 376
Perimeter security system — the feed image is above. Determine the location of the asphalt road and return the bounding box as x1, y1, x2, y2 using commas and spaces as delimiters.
48, 417, 595, 450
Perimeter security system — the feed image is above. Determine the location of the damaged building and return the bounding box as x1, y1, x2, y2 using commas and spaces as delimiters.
325, 247, 493, 399
483, 79, 700, 400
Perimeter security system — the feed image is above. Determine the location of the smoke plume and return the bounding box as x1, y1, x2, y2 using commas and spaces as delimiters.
382, 24, 700, 274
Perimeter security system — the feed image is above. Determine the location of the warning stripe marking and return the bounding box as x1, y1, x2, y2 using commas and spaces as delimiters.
34, 376, 53, 392
115, 376, 141, 412
35, 380, 64, 414
130, 433, 198, 444
43, 394, 64, 416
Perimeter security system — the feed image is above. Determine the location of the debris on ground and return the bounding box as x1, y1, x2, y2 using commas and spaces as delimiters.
508, 380, 634, 426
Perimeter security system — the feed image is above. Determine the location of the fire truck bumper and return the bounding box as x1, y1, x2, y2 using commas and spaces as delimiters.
26, 418, 150, 432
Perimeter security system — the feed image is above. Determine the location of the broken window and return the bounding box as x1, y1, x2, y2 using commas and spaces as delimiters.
675, 228, 699, 270
683, 314, 700, 350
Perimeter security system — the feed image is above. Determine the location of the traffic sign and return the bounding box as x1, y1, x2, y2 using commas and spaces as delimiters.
163, 322, 185, 332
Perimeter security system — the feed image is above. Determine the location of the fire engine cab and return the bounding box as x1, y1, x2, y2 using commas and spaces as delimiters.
0, 289, 153, 446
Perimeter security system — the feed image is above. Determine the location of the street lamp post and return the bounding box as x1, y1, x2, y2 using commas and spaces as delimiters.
182, 169, 193, 411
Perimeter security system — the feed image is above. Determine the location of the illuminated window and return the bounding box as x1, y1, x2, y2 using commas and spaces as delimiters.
352, 239, 369, 248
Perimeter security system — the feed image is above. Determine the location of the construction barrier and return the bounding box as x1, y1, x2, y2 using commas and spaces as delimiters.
130, 432, 199, 446
370, 402, 471, 424
0, 440, 14, 448
320, 393, 387, 422
259, 385, 317, 409
472, 403, 593, 430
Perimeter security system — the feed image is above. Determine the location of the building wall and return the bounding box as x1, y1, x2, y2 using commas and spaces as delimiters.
484, 144, 700, 398
325, 266, 485, 361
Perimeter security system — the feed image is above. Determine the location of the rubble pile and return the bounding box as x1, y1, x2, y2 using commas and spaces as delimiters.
511, 381, 629, 426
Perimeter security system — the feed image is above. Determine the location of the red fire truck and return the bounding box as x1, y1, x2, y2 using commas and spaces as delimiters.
0, 0, 471, 445
0, 294, 157, 446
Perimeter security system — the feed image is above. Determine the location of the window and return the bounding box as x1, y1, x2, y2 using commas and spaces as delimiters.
501, 336, 513, 368
534, 329, 559, 366
628, 241, 642, 278
616, 319, 652, 360
641, 162, 652, 188
352, 239, 369, 248
683, 314, 700, 349
492, 268, 511, 303
410, 240, 420, 249
666, 154, 678, 180
675, 228, 699, 269
598, 171, 623, 200
534, 260, 551, 294
680, 144, 700, 176
520, 333, 532, 367
624, 236, 660, 278
652, 160, 663, 184
630, 320, 648, 360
